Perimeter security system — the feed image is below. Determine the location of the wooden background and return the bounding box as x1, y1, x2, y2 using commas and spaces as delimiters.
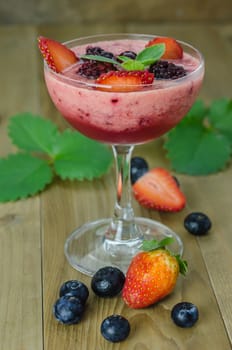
1, 0, 232, 23
0, 1, 232, 349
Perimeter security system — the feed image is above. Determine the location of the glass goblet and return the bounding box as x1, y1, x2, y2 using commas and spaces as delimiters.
43, 33, 204, 276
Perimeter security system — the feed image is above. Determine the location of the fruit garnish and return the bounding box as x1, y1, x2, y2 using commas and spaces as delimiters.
171, 302, 199, 328
149, 60, 186, 80
101, 315, 131, 342
122, 237, 188, 309
146, 36, 183, 59
59, 280, 89, 304
38, 36, 78, 73
96, 70, 154, 92
130, 156, 149, 184
132, 167, 186, 212
91, 266, 125, 297
81, 43, 165, 72
53, 295, 85, 324
78, 60, 116, 79
184, 212, 212, 235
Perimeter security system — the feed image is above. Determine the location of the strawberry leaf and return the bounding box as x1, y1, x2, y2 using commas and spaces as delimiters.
8, 113, 58, 155
208, 98, 232, 143
165, 123, 231, 175
0, 153, 53, 202
175, 255, 188, 275
53, 130, 113, 180
164, 99, 232, 175
142, 237, 174, 251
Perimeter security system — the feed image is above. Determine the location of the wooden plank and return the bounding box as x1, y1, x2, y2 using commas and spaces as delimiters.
0, 26, 43, 350
128, 22, 232, 344
39, 24, 231, 349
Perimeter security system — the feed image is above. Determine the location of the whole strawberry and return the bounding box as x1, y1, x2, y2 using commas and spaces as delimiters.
122, 238, 187, 309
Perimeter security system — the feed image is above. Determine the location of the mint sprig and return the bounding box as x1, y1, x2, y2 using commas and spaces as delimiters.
0, 113, 113, 202
80, 43, 165, 71
164, 98, 232, 175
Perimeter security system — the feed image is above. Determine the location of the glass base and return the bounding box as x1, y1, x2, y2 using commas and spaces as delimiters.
64, 217, 183, 276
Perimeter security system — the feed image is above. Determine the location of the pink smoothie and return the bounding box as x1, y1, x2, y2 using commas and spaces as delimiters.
44, 37, 204, 144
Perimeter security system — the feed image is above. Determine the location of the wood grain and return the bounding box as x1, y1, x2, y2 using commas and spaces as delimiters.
0, 23, 232, 349
0, 26, 43, 350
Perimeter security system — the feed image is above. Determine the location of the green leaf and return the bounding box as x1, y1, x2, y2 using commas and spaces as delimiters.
142, 237, 174, 251
53, 130, 113, 180
208, 98, 232, 143
184, 99, 209, 123
121, 60, 145, 71
175, 255, 188, 276
136, 44, 165, 65
165, 123, 231, 175
8, 113, 58, 155
0, 153, 53, 202
80, 54, 120, 66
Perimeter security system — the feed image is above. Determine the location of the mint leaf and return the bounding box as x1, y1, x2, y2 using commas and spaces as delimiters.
8, 113, 58, 155
80, 55, 120, 66
136, 44, 165, 65
0, 153, 53, 202
208, 99, 232, 143
53, 130, 113, 180
121, 60, 145, 71
165, 123, 231, 175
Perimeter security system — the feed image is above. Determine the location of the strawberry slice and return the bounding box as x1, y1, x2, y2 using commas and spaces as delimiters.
133, 167, 186, 212
96, 70, 154, 92
38, 36, 78, 73
146, 37, 183, 59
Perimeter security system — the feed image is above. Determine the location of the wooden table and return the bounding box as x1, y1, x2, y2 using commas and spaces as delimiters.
0, 23, 232, 350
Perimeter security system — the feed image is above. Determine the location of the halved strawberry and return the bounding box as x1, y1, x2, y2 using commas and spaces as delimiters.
95, 70, 154, 92
146, 37, 183, 59
38, 36, 78, 73
133, 167, 186, 212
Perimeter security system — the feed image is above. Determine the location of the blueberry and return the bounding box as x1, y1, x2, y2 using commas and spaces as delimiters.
101, 315, 130, 342
91, 266, 125, 297
184, 212, 212, 236
171, 302, 199, 328
59, 280, 89, 304
130, 157, 149, 184
53, 295, 85, 325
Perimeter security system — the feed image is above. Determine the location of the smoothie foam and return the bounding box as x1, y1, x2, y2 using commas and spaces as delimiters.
45, 37, 204, 144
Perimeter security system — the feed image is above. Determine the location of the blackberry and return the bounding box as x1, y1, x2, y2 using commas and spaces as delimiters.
149, 60, 186, 80
85, 46, 115, 59
86, 46, 105, 56
78, 61, 115, 79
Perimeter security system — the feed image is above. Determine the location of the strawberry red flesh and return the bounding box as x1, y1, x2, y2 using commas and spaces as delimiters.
38, 36, 78, 73
146, 37, 183, 59
96, 70, 154, 92
133, 167, 186, 212
122, 248, 180, 308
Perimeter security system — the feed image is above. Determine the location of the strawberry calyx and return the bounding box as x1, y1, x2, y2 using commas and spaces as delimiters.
142, 238, 188, 275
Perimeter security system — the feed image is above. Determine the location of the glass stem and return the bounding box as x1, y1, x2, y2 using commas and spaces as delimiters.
106, 145, 141, 241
